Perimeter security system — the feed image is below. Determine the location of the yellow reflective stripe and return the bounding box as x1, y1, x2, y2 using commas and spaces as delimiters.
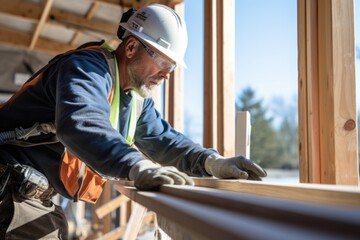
126, 91, 137, 145
100, 42, 114, 52
109, 56, 120, 130
102, 42, 137, 145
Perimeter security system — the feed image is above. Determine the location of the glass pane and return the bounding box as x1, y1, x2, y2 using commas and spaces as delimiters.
184, 0, 204, 145
235, 0, 299, 183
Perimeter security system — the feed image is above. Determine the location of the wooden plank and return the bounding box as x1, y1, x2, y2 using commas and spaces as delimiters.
216, 0, 235, 157
113, 183, 360, 239
298, 0, 321, 183
0, 25, 74, 53
30, 0, 54, 49
235, 111, 251, 158
111, 178, 360, 208
49, 8, 117, 35
122, 203, 147, 240
193, 177, 360, 208
95, 194, 129, 219
306, 0, 321, 184
203, 0, 235, 157
218, 0, 236, 156
0, 0, 42, 20
317, 0, 358, 185
203, 0, 217, 149
0, 0, 117, 35
298, 0, 359, 185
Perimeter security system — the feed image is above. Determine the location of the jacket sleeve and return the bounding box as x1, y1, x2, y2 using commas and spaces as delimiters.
134, 98, 217, 177
51, 50, 145, 179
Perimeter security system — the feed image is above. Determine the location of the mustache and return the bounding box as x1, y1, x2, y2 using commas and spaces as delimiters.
149, 76, 164, 85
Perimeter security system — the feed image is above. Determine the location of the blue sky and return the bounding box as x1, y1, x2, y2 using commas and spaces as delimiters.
183, 0, 360, 143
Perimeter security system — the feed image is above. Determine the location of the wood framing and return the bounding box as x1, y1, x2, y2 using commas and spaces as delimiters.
203, 0, 235, 157
193, 178, 360, 208
113, 180, 360, 239
29, 0, 54, 49
298, 0, 359, 185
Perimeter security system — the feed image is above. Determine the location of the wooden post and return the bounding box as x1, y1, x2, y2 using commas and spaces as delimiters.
204, 0, 235, 157
122, 203, 147, 240
298, 0, 359, 185
204, 0, 218, 150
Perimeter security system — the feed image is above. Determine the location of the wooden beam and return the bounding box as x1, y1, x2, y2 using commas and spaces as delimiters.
30, 0, 54, 50
0, 25, 73, 53
70, 2, 101, 46
122, 203, 147, 240
49, 8, 117, 35
193, 178, 360, 208
298, 0, 321, 183
95, 194, 130, 219
203, 0, 235, 157
0, 0, 43, 20
113, 182, 360, 239
204, 0, 217, 150
298, 0, 359, 185
112, 178, 360, 208
0, 0, 118, 35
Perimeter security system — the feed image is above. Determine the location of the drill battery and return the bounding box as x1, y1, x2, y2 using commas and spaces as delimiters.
0, 163, 55, 201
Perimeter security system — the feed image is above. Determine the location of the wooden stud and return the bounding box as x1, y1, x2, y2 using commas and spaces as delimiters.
203, 0, 235, 157
217, 0, 235, 157
298, 0, 359, 185
204, 0, 218, 150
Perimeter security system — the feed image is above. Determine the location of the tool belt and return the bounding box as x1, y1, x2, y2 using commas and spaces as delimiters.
0, 162, 56, 202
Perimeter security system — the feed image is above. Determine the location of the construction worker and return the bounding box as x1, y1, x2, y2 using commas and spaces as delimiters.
0, 4, 267, 239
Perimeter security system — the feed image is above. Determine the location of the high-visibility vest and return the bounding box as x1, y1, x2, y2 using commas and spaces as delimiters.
0, 41, 139, 204
59, 42, 139, 203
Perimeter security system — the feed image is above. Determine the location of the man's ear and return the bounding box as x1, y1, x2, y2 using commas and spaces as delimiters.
125, 37, 139, 59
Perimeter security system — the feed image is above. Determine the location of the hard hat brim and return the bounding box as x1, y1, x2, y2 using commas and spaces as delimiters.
120, 22, 187, 68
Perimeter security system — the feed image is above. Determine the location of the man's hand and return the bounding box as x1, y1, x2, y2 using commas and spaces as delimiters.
205, 154, 267, 181
129, 160, 194, 190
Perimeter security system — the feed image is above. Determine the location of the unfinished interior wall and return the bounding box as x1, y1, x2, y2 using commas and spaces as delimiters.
298, 0, 359, 185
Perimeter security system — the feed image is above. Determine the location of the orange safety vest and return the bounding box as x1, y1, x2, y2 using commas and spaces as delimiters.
0, 41, 139, 204
58, 42, 139, 204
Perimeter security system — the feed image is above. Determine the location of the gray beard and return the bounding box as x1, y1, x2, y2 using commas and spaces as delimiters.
128, 74, 150, 98
133, 83, 152, 98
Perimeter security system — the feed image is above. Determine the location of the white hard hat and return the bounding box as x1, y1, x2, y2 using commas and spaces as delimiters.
119, 4, 188, 67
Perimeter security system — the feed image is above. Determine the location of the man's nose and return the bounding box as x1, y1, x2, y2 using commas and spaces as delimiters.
159, 71, 170, 80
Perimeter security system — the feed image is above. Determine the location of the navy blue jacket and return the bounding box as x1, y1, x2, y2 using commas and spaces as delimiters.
0, 48, 215, 198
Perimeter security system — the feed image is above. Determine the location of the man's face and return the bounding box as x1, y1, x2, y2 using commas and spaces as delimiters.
127, 38, 176, 98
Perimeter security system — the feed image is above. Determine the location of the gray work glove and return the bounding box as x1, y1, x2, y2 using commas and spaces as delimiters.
129, 160, 194, 190
205, 154, 267, 181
